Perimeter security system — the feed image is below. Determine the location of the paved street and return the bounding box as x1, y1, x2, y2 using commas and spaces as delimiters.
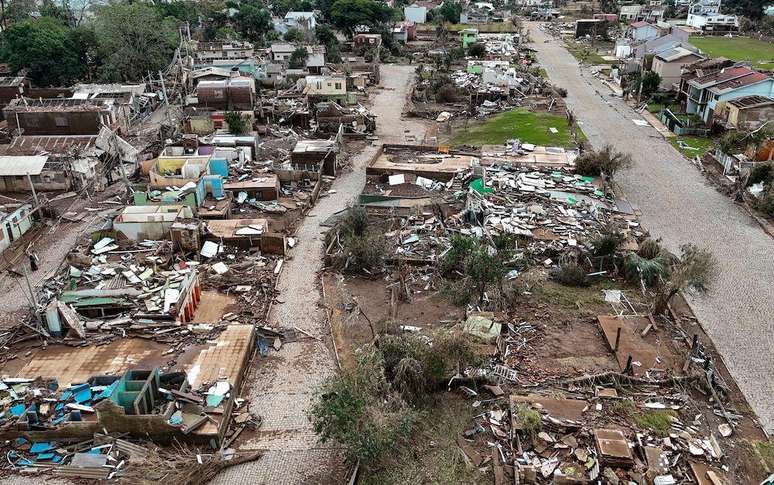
211, 65, 426, 484
528, 23, 774, 433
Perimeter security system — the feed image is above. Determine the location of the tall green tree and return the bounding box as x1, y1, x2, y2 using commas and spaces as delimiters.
437, 1, 462, 23
328, 0, 396, 36
93, 3, 179, 82
233, 0, 272, 42
0, 17, 85, 86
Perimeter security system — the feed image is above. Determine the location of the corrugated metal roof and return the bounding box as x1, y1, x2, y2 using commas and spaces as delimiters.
0, 155, 48, 176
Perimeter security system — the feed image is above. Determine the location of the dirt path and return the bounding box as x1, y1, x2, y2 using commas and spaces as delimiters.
527, 22, 774, 434
212, 65, 427, 485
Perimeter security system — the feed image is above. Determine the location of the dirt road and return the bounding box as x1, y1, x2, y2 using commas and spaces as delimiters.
527, 23, 774, 433
212, 65, 426, 485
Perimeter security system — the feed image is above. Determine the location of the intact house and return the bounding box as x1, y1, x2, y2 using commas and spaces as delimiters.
0, 203, 33, 254
392, 22, 417, 43
713, 95, 774, 131
303, 75, 349, 104
686, 0, 738, 32
270, 43, 326, 72
192, 41, 254, 64
650, 46, 704, 90
3, 98, 125, 136
631, 29, 690, 61
404, 4, 427, 23
460, 28, 480, 48
682, 66, 774, 124
619, 5, 642, 21
629, 21, 660, 42
284, 11, 316, 31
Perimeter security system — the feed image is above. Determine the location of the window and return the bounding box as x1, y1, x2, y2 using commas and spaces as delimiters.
55, 116, 69, 127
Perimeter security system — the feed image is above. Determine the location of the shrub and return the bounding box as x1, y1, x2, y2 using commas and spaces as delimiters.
440, 278, 475, 306
344, 231, 387, 272
340, 206, 369, 237
754, 188, 774, 216
440, 234, 477, 275
308, 346, 417, 466
435, 83, 458, 103
553, 262, 588, 287
638, 238, 663, 259
574, 151, 602, 176
624, 253, 668, 287
467, 42, 486, 58
464, 245, 505, 302
592, 230, 623, 256
574, 144, 633, 180
224, 111, 249, 134
393, 357, 426, 403
748, 163, 773, 186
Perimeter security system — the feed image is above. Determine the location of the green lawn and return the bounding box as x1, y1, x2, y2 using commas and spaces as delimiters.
669, 135, 716, 158
564, 40, 617, 65
690, 36, 774, 70
448, 108, 577, 147
443, 22, 516, 33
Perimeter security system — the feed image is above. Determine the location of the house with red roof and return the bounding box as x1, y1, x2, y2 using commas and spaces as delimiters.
684, 66, 774, 124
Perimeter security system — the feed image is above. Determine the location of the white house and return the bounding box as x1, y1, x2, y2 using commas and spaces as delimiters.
403, 4, 427, 23
0, 204, 33, 254
686, 0, 738, 31
284, 11, 316, 31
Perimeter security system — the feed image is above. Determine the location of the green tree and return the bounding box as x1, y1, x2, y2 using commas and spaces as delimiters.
467, 42, 485, 57
724, 0, 766, 19
289, 46, 309, 68
224, 111, 250, 134
328, 0, 396, 36
0, 17, 85, 86
315, 23, 338, 49
93, 3, 178, 82
437, 1, 462, 23
653, 244, 718, 314
284, 27, 305, 42
233, 0, 273, 42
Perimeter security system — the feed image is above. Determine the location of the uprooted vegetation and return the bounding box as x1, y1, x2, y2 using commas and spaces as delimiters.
308, 331, 479, 470
325, 206, 388, 273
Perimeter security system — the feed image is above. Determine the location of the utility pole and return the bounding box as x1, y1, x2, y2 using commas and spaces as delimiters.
26, 172, 39, 209
159, 71, 169, 106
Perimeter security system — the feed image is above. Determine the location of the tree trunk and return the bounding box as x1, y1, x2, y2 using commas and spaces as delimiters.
653, 286, 678, 315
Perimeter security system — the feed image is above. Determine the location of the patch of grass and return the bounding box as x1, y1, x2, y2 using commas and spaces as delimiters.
532, 279, 605, 309
633, 410, 677, 437
448, 108, 576, 147
690, 36, 774, 70
444, 21, 516, 33
563, 40, 617, 65
754, 440, 774, 472
669, 135, 716, 159
514, 404, 542, 438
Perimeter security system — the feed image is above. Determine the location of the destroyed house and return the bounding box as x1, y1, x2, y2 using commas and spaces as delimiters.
290, 139, 339, 177
0, 155, 88, 192
0, 76, 29, 119
58, 264, 201, 323
195, 78, 255, 111
4, 98, 123, 136
0, 203, 33, 254
223, 173, 280, 201
314, 102, 375, 133
149, 144, 219, 198
112, 205, 194, 242
205, 218, 286, 254
714, 95, 774, 131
